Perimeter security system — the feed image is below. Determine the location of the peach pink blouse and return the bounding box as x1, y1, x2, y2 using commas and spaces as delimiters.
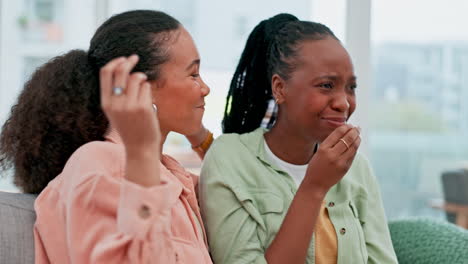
34, 130, 212, 263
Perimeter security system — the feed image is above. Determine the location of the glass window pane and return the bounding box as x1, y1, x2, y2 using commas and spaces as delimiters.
370, 0, 468, 219
0, 0, 96, 192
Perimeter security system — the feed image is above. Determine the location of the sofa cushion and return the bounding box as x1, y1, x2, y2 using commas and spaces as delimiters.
0, 191, 37, 264
389, 218, 468, 264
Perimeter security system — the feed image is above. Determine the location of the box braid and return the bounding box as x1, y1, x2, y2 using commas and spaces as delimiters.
222, 13, 337, 133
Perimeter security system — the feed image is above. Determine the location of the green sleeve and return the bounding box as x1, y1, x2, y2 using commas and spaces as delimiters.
360, 156, 399, 264
200, 153, 268, 264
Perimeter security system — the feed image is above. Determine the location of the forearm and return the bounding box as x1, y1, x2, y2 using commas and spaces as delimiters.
125, 146, 160, 187
265, 182, 327, 264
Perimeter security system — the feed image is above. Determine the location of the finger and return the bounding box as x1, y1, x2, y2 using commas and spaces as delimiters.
140, 82, 159, 128
99, 57, 126, 106
320, 124, 354, 149
112, 55, 139, 96
126, 72, 148, 105
341, 134, 361, 162
332, 127, 360, 155
139, 81, 154, 112
138, 81, 153, 106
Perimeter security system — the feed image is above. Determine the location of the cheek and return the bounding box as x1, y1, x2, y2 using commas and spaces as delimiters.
348, 96, 357, 115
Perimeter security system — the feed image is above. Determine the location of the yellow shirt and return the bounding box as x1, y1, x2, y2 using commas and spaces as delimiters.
316, 203, 338, 264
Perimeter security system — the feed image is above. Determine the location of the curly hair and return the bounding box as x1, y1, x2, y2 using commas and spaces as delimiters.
0, 10, 180, 194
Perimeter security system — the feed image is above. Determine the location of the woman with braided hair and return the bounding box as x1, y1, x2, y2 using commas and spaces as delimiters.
200, 14, 397, 264
0, 10, 213, 263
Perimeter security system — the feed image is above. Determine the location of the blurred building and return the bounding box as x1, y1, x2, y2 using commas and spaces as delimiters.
373, 43, 468, 133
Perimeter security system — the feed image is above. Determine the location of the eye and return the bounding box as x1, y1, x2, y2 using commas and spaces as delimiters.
191, 73, 200, 78
349, 84, 357, 90
319, 83, 333, 89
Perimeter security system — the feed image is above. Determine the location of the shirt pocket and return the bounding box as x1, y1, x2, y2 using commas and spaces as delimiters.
231, 187, 284, 232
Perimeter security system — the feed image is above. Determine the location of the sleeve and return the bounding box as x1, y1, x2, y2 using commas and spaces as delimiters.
41, 174, 181, 263
359, 157, 399, 264
200, 155, 268, 264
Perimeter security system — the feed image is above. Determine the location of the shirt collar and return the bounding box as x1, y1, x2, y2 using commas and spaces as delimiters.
104, 126, 122, 145
239, 127, 285, 173
104, 126, 194, 196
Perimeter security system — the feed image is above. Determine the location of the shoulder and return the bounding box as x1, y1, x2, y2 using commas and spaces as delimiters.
338, 152, 376, 190
210, 133, 243, 150
348, 152, 373, 175
207, 128, 264, 157
69, 140, 124, 169
61, 140, 125, 187
206, 133, 249, 162
352, 152, 372, 170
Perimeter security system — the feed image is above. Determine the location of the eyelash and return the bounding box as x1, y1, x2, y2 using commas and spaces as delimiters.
319, 83, 333, 89
318, 83, 357, 91
191, 73, 200, 78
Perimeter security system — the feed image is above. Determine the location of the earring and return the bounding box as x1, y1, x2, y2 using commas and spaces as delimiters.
152, 104, 157, 112
275, 98, 279, 104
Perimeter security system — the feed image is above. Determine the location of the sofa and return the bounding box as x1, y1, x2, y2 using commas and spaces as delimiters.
1, 191, 467, 264
0, 191, 36, 264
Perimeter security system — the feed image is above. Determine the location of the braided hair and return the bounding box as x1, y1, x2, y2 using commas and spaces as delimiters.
222, 13, 337, 133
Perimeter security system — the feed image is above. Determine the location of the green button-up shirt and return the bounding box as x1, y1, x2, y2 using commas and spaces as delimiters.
200, 128, 398, 264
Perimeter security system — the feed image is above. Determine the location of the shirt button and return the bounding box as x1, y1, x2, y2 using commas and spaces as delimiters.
138, 204, 151, 219
340, 228, 346, 235
328, 202, 335, 207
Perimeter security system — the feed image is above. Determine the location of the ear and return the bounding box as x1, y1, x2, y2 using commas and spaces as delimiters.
271, 74, 286, 104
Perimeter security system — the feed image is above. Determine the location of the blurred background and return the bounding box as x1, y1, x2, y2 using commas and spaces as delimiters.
1, 0, 467, 223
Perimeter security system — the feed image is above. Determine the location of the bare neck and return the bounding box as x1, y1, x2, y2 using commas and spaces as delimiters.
264, 123, 317, 165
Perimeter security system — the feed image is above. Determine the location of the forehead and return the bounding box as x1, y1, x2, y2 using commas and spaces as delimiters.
294, 37, 354, 76
166, 27, 199, 66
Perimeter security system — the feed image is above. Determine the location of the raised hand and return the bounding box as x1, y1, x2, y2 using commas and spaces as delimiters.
99, 55, 161, 186
304, 124, 361, 193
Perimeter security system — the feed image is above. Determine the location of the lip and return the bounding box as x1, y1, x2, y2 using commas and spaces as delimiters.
321, 117, 347, 127
196, 103, 205, 110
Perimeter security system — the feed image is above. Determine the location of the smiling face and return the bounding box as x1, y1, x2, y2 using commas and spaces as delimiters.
272, 36, 356, 143
152, 27, 210, 136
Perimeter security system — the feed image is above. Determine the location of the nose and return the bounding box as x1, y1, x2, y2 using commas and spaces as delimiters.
331, 90, 350, 113
200, 77, 210, 97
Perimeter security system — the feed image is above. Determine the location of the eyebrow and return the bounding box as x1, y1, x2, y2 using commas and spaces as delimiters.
315, 75, 357, 82
186, 59, 200, 71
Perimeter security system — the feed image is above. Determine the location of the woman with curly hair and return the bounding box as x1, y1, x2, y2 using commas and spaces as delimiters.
0, 10, 213, 263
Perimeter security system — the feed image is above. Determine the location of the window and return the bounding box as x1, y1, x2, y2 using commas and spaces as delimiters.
370, 0, 468, 219
0, 0, 96, 191
21, 0, 64, 42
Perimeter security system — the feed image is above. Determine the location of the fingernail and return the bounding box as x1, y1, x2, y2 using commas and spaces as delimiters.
137, 73, 147, 80
131, 54, 139, 60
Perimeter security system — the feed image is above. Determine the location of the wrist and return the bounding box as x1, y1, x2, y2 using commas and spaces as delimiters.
191, 129, 214, 158
300, 177, 329, 199
125, 144, 160, 160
